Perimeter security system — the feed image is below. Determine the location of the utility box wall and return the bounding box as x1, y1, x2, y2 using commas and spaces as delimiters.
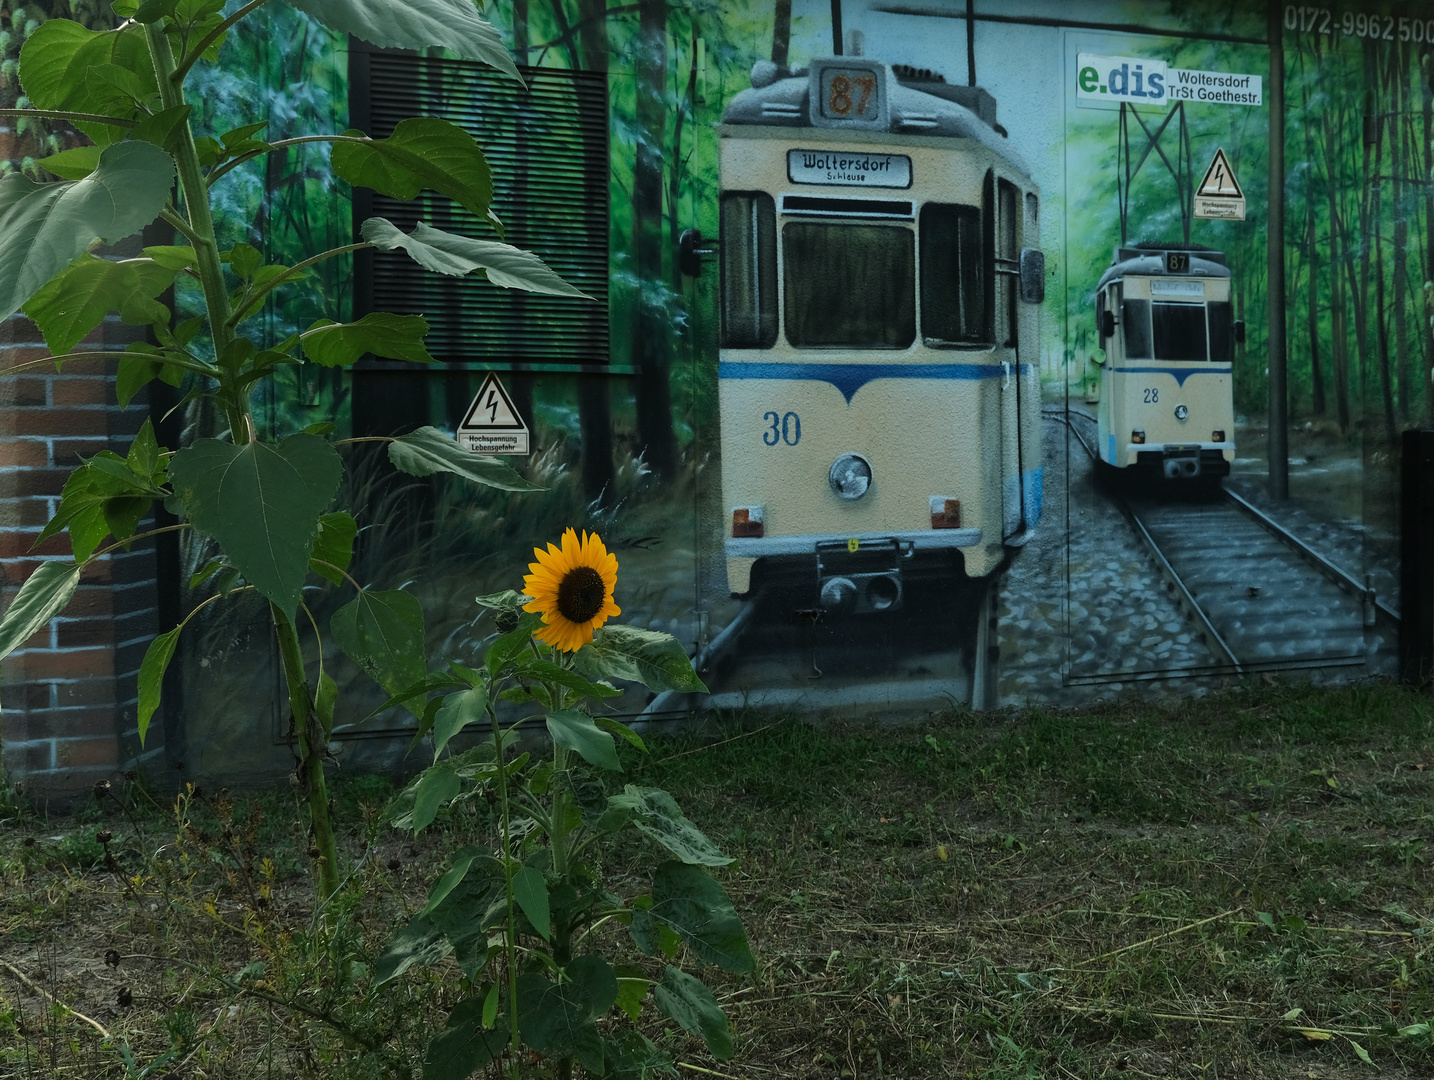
1, 0, 1426, 799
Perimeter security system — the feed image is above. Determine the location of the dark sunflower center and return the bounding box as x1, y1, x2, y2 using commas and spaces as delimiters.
556, 566, 606, 624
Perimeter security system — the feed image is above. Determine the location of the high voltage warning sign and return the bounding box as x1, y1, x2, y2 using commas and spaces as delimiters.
1193, 147, 1245, 221
458, 373, 529, 455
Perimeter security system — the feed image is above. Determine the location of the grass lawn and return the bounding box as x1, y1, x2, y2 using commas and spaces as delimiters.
2, 680, 1432, 1078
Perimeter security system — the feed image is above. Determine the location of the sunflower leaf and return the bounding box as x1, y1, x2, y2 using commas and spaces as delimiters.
632, 862, 753, 972
168, 435, 341, 619
388, 426, 540, 491
518, 659, 621, 699
330, 590, 427, 716
433, 684, 489, 758
606, 786, 733, 867
547, 709, 621, 772
652, 966, 735, 1060
573, 626, 707, 694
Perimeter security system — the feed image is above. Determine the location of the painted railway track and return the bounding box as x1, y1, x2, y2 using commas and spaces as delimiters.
1053, 406, 1386, 675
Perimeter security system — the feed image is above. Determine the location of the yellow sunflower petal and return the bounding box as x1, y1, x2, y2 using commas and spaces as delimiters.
521, 528, 619, 652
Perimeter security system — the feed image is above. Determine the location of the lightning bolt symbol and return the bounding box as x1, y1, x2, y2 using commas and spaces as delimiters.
487, 390, 499, 423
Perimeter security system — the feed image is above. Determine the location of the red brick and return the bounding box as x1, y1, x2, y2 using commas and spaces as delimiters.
28, 768, 123, 806
113, 617, 161, 647
0, 498, 57, 528
15, 625, 53, 651
0, 378, 48, 406
0, 530, 70, 559
0, 705, 35, 739
80, 559, 113, 583
9, 409, 109, 437
11, 741, 55, 771
52, 355, 111, 377
64, 589, 116, 619
0, 440, 50, 468
30, 708, 119, 740
54, 737, 119, 769
1, 469, 72, 497
51, 440, 112, 466
0, 556, 82, 588
1, 557, 44, 586
16, 648, 114, 681
1, 683, 51, 710
55, 679, 119, 707
56, 621, 114, 649
49, 378, 110, 406
0, 318, 44, 345
0, 342, 47, 363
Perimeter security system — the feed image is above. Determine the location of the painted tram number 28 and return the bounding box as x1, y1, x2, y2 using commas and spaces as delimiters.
763, 410, 802, 446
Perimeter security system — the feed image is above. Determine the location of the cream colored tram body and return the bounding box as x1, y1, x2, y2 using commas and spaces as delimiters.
718, 58, 1045, 613
1093, 244, 1239, 481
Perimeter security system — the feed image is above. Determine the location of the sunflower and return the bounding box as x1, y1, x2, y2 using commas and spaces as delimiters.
522, 528, 621, 652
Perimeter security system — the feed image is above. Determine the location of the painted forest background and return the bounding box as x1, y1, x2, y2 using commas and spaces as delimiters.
1285, 11, 1434, 441
7, 0, 1434, 488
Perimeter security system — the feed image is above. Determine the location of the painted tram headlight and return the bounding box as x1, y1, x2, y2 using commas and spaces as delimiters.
1174, 404, 1189, 421
829, 453, 873, 500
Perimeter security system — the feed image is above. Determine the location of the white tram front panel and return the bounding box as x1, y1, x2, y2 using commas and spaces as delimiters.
716, 58, 1045, 603
1094, 248, 1237, 479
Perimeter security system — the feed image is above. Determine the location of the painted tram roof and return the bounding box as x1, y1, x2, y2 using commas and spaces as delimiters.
720, 59, 1027, 171
1097, 244, 1232, 292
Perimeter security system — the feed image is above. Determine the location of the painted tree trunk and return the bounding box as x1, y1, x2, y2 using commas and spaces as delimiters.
577, 0, 617, 501
633, 0, 678, 482
1298, 42, 1325, 417
772, 0, 792, 66
1371, 53, 1396, 445
1423, 54, 1434, 426
1322, 106, 1352, 432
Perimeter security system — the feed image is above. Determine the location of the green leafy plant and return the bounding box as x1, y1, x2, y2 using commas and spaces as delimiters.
0, 0, 588, 901
375, 532, 752, 1079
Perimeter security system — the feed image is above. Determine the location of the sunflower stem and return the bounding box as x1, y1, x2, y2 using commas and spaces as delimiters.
547, 676, 573, 1079
489, 697, 522, 1079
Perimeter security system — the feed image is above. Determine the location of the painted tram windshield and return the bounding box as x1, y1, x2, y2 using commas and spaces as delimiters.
1122, 298, 1233, 361
782, 222, 915, 347
720, 195, 992, 351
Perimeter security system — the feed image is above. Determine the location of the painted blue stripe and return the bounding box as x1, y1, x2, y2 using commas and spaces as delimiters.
1114, 364, 1232, 387
719, 361, 1030, 404
1025, 466, 1043, 528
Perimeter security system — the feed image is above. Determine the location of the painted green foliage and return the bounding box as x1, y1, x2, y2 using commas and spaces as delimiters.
0, 0, 594, 907
1281, 6, 1434, 436
19, 0, 1428, 453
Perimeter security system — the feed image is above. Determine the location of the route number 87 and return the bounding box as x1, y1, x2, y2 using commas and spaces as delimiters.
829, 74, 876, 116
763, 411, 801, 446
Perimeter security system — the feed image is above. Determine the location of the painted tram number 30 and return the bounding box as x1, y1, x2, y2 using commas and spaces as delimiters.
762, 411, 802, 446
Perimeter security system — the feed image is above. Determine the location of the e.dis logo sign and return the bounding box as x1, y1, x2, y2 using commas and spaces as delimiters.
1076, 53, 1168, 104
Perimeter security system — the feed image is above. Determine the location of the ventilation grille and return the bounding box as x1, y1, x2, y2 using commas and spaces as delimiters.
361, 56, 609, 366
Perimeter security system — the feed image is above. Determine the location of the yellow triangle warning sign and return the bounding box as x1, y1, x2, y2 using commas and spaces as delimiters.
1193, 147, 1246, 221
458, 372, 530, 455
1196, 147, 1243, 198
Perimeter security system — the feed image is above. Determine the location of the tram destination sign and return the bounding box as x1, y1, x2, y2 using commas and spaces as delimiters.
788, 149, 912, 188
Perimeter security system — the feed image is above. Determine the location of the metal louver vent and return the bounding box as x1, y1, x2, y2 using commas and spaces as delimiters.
352, 50, 609, 367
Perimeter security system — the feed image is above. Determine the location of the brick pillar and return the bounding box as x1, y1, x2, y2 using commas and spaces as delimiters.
1, 14, 171, 805
0, 305, 168, 805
